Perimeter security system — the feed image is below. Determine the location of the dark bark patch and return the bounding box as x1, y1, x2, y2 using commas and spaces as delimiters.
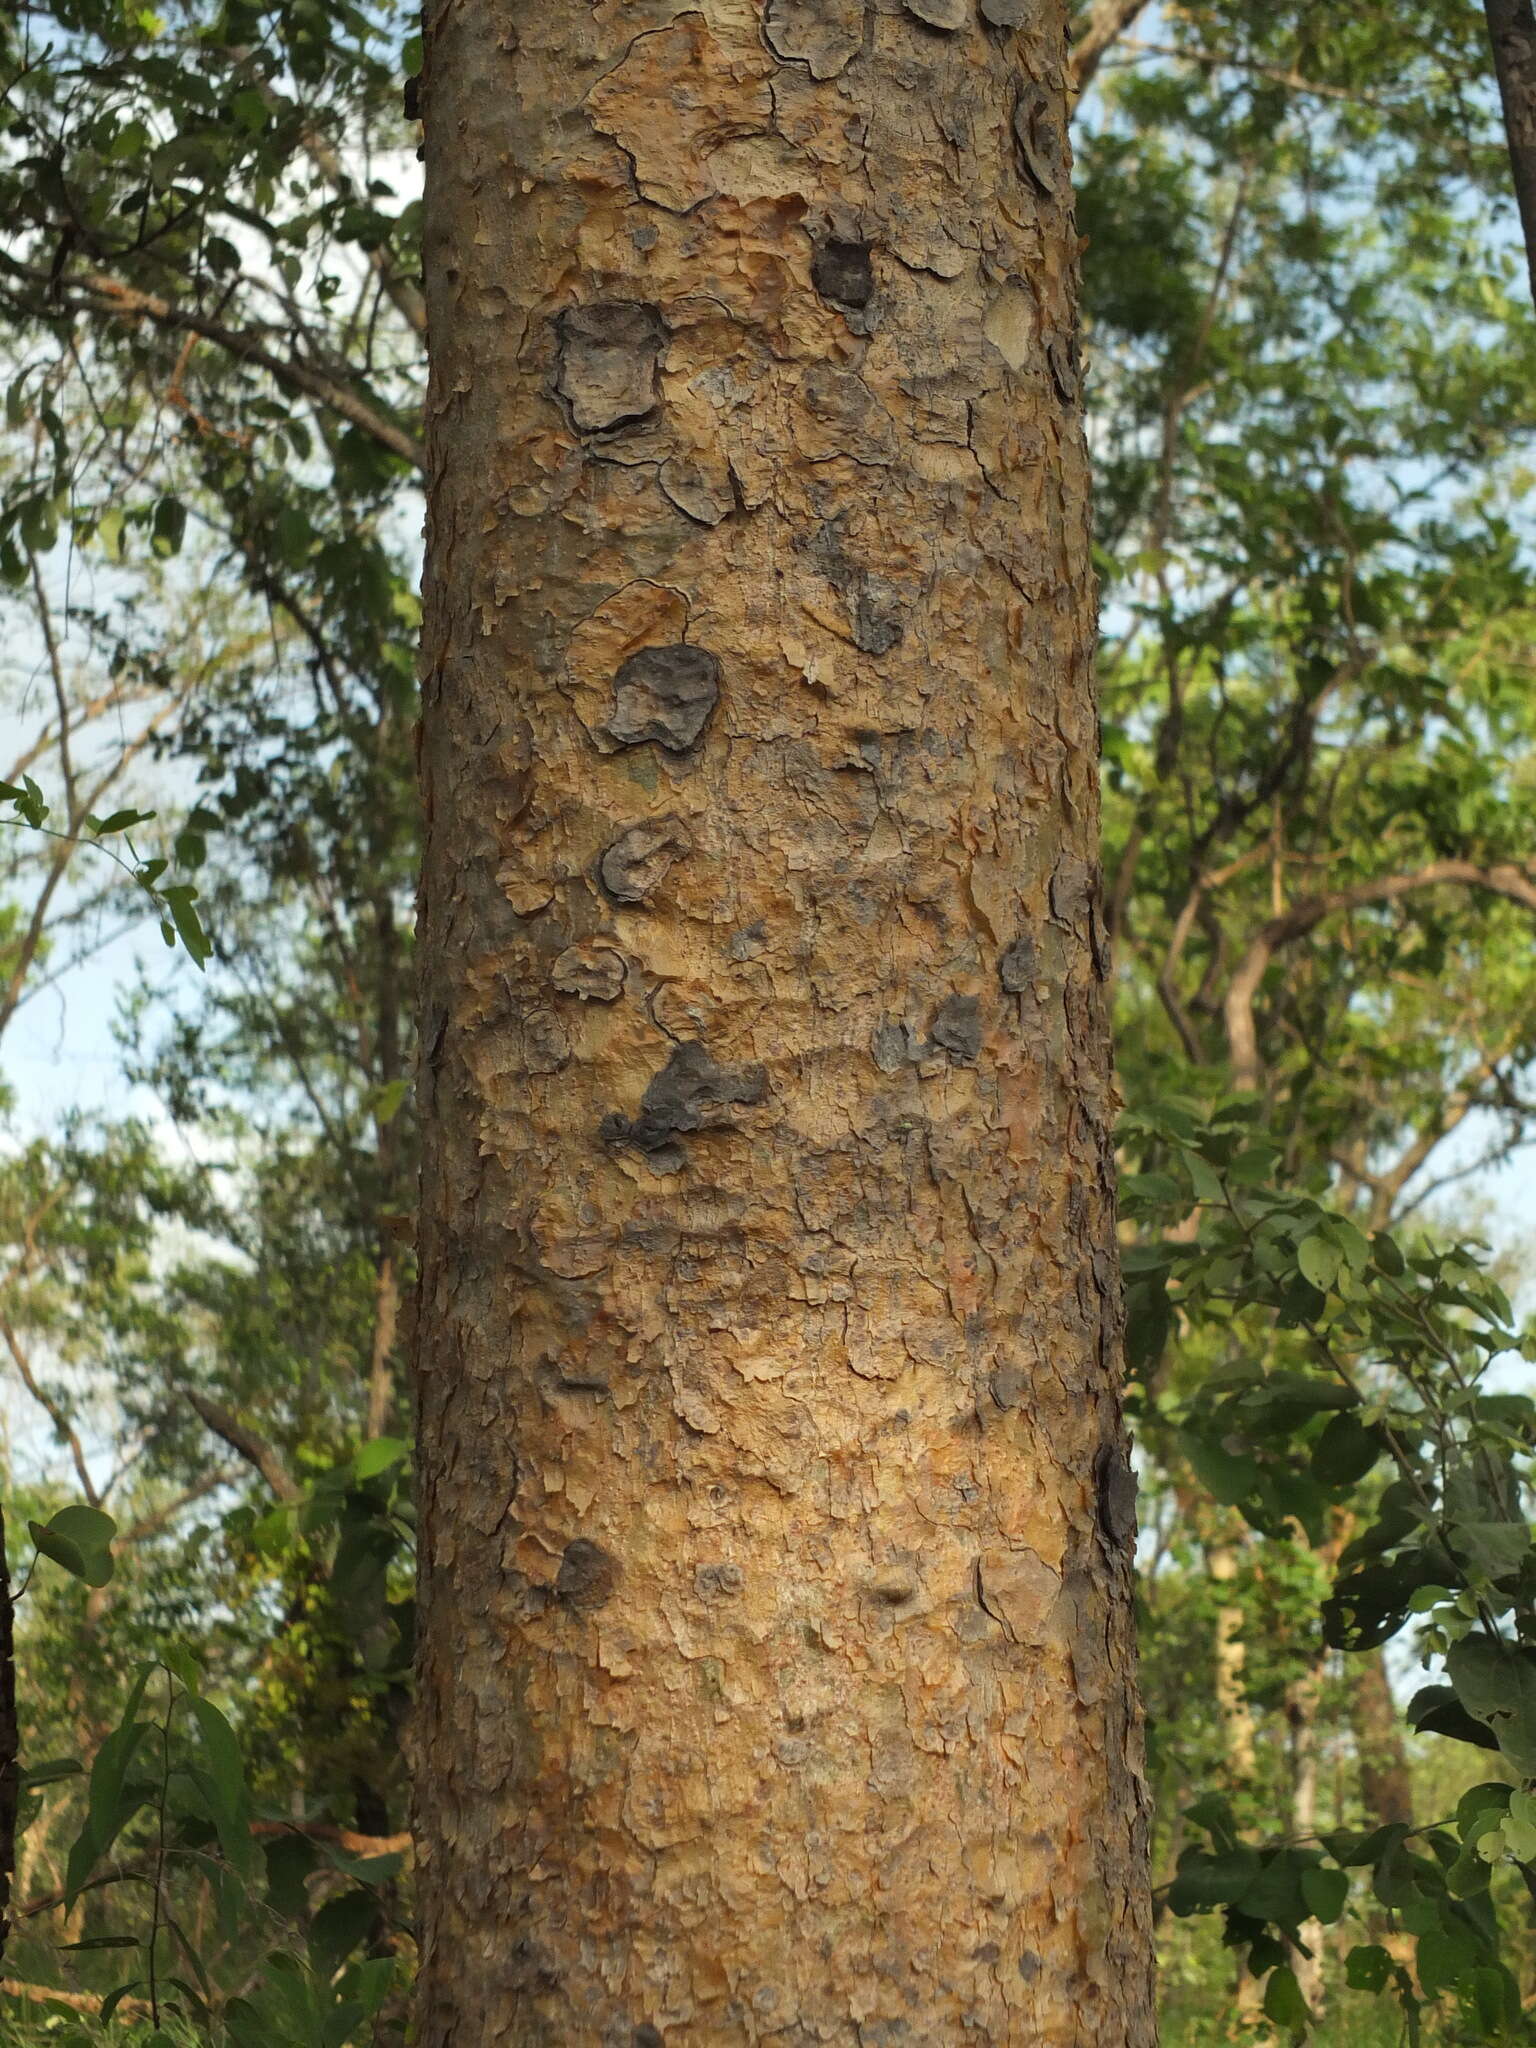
802, 520, 904, 653
1046, 330, 1081, 404
605, 645, 720, 753
554, 1537, 621, 1612
1013, 85, 1070, 199
728, 919, 767, 961
764, 0, 865, 79
634, 2030, 665, 2048
979, 0, 1028, 21
552, 941, 626, 1002
694, 1562, 745, 1599
850, 585, 903, 654
602, 1042, 768, 1163
598, 816, 692, 905
989, 1364, 1028, 1411
1095, 1442, 1138, 1549
800, 363, 896, 463
998, 933, 1036, 993
811, 237, 875, 309
1018, 1949, 1042, 1983
871, 1572, 917, 1605
872, 1019, 918, 1072
555, 301, 666, 434
658, 453, 734, 526
931, 994, 982, 1062
1050, 855, 1111, 977
903, 0, 966, 26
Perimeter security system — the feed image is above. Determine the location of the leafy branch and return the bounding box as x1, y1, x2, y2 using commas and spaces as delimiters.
0, 776, 211, 967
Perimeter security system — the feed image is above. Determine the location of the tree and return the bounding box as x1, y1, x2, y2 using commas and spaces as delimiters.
411, 2, 1154, 2040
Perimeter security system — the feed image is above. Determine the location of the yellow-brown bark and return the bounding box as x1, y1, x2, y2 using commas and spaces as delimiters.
414, 1, 1153, 2040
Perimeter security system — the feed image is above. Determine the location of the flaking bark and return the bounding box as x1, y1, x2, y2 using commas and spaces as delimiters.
414, 1, 1154, 2040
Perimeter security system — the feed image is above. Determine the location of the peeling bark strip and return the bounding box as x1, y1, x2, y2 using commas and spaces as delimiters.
414, 2, 1153, 2042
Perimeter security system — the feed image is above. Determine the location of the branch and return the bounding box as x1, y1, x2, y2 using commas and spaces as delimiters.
0, 1315, 99, 1506
1224, 861, 1536, 1092
1484, 0, 1536, 306
0, 257, 423, 471
1070, 0, 1155, 94
1110, 38, 1383, 106
2, 1979, 151, 2019
183, 1392, 299, 1503
250, 1820, 412, 1858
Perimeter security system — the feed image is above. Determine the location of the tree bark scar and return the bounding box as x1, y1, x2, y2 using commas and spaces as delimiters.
1095, 1441, 1139, 1550
931, 993, 982, 1062
600, 1042, 769, 1164
764, 0, 867, 80
555, 302, 667, 434
552, 941, 626, 1002
999, 932, 1037, 993
1013, 82, 1072, 197
904, 0, 969, 29
555, 1538, 622, 1612
810, 237, 875, 308
603, 645, 720, 753
597, 817, 692, 906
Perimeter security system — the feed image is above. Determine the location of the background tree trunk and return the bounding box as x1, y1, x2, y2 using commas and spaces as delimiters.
1207, 1540, 1256, 1787
1484, 0, 1536, 304
413, 2, 1153, 2041
1286, 1661, 1324, 2015
1350, 1650, 1413, 1830
0, 1505, 16, 1969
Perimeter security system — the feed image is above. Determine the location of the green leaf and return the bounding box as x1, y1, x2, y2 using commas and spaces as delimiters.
66, 1668, 152, 1908
1415, 1922, 1479, 1999
188, 1695, 256, 1878
19, 1757, 83, 1792
152, 495, 187, 557
1408, 1684, 1501, 1753
354, 1435, 409, 1480
1262, 1964, 1310, 2034
1182, 1434, 1258, 1506
1445, 1635, 1536, 1776
1448, 1519, 1530, 1582
1300, 1866, 1347, 1924
308, 1887, 379, 1976
264, 1832, 320, 1917
1298, 1233, 1340, 1291
1503, 1788, 1536, 1861
89, 808, 156, 837
29, 1505, 117, 1587
1455, 1782, 1512, 1840
159, 884, 212, 968
1310, 1412, 1382, 1488
1345, 1943, 1392, 1992
1376, 1228, 1417, 1277
1168, 1846, 1261, 1914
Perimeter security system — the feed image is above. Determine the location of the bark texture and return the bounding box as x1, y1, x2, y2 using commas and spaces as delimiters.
1350, 1650, 1413, 1831
1485, 0, 1536, 307
414, 2, 1152, 2041
1207, 1542, 1255, 1787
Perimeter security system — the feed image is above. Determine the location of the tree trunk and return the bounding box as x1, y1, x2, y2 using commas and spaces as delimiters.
1207, 1541, 1256, 1787
413, 4, 1153, 2042
1484, 0, 1536, 306
0, 1503, 15, 1969
1349, 1649, 1412, 1830
1286, 1663, 1324, 2015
